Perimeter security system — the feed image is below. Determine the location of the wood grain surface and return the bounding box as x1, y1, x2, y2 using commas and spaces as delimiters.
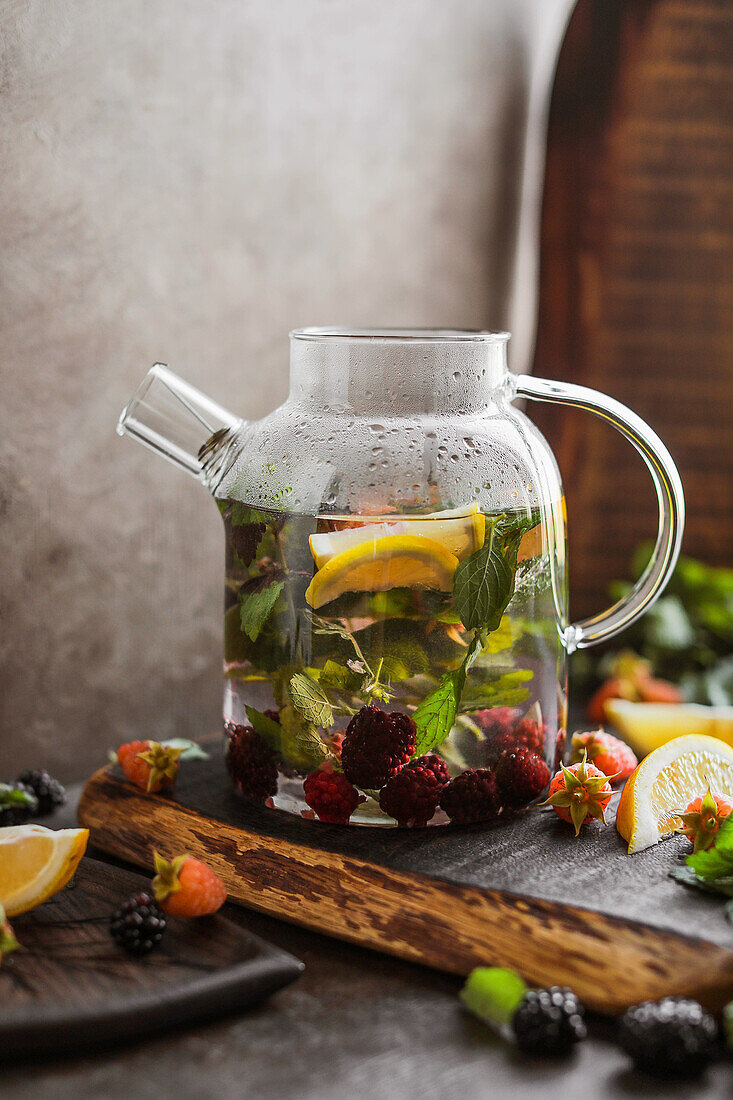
533, 0, 733, 616
0, 856, 303, 1061
78, 755, 733, 1015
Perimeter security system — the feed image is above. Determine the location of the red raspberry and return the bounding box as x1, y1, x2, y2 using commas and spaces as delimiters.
570, 730, 637, 781
226, 723, 278, 802
152, 852, 227, 916
341, 705, 416, 790
472, 707, 518, 737
379, 756, 449, 827
303, 769, 363, 824
117, 740, 182, 793
486, 717, 546, 763
494, 747, 550, 805
543, 753, 613, 835
440, 769, 503, 825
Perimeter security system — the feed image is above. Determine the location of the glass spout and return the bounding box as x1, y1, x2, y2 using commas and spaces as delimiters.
117, 365, 244, 489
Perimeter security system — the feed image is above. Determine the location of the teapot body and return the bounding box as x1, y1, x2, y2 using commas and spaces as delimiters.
119, 328, 683, 827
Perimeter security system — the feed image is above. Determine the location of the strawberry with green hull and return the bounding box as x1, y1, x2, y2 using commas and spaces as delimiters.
679, 787, 733, 853
570, 730, 637, 781
543, 751, 615, 835
153, 852, 227, 917
117, 740, 183, 794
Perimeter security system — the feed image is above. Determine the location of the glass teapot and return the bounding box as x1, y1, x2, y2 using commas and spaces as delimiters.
118, 329, 684, 827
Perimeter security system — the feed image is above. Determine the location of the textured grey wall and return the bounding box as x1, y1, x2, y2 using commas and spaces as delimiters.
0, 0, 573, 781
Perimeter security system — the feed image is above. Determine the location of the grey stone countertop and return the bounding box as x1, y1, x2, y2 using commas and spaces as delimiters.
3, 787, 731, 1100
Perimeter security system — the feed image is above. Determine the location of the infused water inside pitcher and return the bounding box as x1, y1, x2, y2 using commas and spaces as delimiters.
220, 498, 567, 826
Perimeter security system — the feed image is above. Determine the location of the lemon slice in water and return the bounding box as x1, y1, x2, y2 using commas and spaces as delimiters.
305, 534, 459, 609
0, 825, 89, 916
309, 503, 485, 568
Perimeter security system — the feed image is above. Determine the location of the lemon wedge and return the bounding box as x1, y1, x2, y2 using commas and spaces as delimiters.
309, 504, 485, 569
616, 734, 733, 853
605, 699, 733, 757
0, 825, 89, 917
305, 534, 459, 609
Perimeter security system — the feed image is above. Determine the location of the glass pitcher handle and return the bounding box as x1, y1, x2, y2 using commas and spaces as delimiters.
513, 374, 685, 652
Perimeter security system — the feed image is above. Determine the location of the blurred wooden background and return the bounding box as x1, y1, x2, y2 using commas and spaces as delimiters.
533, 0, 732, 619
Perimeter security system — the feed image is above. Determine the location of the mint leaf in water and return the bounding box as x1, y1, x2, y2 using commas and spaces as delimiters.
289, 672, 334, 729
412, 633, 484, 755
245, 706, 284, 754
460, 669, 533, 712
453, 518, 523, 633
239, 569, 285, 642
460, 967, 528, 1029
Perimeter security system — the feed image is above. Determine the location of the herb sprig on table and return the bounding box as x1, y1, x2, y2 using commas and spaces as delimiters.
670, 814, 733, 924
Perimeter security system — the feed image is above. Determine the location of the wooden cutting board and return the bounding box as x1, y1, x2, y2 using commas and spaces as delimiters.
0, 856, 303, 1061
78, 752, 733, 1015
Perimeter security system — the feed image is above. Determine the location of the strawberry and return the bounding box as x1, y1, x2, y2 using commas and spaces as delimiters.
0, 905, 19, 966
679, 787, 733, 853
586, 651, 681, 723
152, 852, 227, 916
570, 730, 637, 782
542, 752, 615, 835
117, 740, 183, 793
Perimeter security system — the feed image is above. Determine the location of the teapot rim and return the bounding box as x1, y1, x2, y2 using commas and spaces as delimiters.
289, 327, 510, 344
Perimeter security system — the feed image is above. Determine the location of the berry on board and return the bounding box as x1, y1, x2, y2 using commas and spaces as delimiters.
0, 783, 38, 827
440, 768, 503, 825
542, 751, 614, 835
511, 987, 587, 1056
152, 852, 227, 917
494, 747, 550, 806
16, 769, 67, 816
117, 740, 183, 794
617, 997, 718, 1078
570, 730, 637, 782
379, 756, 449, 827
110, 891, 167, 957
340, 705, 416, 790
303, 768, 364, 824
679, 786, 733, 853
226, 723, 279, 802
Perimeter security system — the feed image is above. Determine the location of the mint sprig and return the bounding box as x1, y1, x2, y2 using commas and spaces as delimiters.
239, 568, 285, 642
412, 632, 483, 755
670, 814, 733, 907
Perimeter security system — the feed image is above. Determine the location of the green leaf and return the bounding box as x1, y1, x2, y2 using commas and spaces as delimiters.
412, 668, 465, 756
412, 632, 487, 755
0, 783, 37, 810
244, 707, 283, 754
686, 828, 733, 884
231, 501, 268, 527
460, 967, 528, 1029
669, 865, 733, 897
460, 669, 533, 712
317, 659, 363, 694
161, 738, 210, 760
453, 518, 521, 633
289, 672, 334, 729
278, 705, 335, 769
239, 573, 285, 642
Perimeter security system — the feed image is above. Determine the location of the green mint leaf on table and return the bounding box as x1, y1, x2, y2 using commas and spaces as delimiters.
0, 783, 37, 810
160, 738, 210, 761
460, 967, 528, 1031
289, 672, 334, 729
453, 517, 522, 633
238, 569, 285, 642
244, 707, 284, 754
668, 865, 733, 896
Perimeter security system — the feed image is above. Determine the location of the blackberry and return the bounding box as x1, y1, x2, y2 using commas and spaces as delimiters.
0, 782, 39, 827
494, 748, 550, 806
618, 997, 718, 1078
439, 769, 503, 825
110, 891, 167, 957
512, 987, 587, 1056
226, 723, 279, 802
341, 705, 416, 790
379, 757, 448, 827
303, 769, 363, 824
16, 769, 67, 816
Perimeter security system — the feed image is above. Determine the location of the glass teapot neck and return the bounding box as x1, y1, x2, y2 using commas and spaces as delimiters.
288, 329, 510, 415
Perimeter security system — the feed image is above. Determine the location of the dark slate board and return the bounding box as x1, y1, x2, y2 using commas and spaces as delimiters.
0, 856, 303, 1062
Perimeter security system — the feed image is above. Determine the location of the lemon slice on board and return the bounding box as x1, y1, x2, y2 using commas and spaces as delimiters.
615, 734, 733, 853
605, 699, 733, 756
305, 534, 459, 609
310, 504, 485, 569
0, 825, 89, 916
